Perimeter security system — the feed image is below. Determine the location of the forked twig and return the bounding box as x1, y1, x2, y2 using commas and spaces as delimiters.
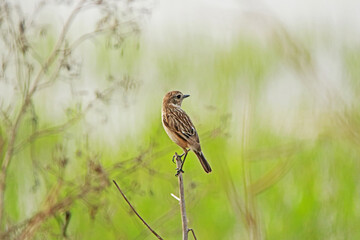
188, 228, 197, 240
174, 152, 197, 240
112, 180, 163, 240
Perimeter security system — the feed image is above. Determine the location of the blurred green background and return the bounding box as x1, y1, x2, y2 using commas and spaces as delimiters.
1, 0, 360, 239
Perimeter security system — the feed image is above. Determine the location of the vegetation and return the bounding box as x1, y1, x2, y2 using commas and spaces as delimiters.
0, 0, 359, 239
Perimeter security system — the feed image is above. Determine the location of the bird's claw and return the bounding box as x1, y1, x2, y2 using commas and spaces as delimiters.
175, 168, 184, 176
173, 151, 188, 176
172, 152, 184, 163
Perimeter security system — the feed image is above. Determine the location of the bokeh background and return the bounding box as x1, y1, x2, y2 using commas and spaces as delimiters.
1, 0, 360, 239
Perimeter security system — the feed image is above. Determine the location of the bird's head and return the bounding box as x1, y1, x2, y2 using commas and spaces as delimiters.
163, 91, 190, 108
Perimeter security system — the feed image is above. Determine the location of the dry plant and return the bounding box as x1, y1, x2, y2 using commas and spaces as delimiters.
113, 180, 164, 240
113, 152, 198, 240
181, 9, 329, 238
220, 101, 298, 240
0, 0, 149, 238
173, 152, 197, 240
219, 19, 314, 239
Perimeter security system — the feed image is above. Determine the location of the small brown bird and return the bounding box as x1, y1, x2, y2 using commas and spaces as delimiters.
162, 91, 212, 173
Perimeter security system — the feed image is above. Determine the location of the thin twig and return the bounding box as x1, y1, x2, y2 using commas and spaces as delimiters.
188, 229, 197, 240
14, 115, 82, 152
15, 194, 76, 240
241, 99, 261, 240
170, 193, 180, 202
112, 180, 163, 240
62, 211, 71, 237
174, 152, 189, 240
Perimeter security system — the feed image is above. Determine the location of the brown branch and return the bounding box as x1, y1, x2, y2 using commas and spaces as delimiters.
29, 0, 86, 97
174, 152, 189, 240
68, 20, 137, 51
1, 151, 114, 239
0, 108, 12, 129
35, 50, 68, 91
34, 0, 85, 83
68, 28, 111, 50
1, 180, 95, 240
15, 195, 75, 240
112, 180, 163, 240
0, 103, 26, 228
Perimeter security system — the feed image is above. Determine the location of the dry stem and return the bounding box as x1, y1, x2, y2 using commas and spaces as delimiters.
0, 0, 87, 228
174, 152, 195, 240
112, 180, 163, 240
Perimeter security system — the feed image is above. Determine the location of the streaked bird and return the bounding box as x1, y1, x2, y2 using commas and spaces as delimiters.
162, 91, 212, 174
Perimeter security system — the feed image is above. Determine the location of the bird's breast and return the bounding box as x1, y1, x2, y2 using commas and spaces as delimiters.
162, 111, 188, 149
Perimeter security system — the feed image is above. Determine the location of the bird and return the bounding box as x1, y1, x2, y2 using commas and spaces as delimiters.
162, 90, 212, 174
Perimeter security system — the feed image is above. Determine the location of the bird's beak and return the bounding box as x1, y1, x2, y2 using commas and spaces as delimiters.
183, 94, 190, 99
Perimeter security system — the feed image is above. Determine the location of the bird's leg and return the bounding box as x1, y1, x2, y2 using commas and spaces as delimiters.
175, 149, 189, 176
178, 152, 186, 158
172, 152, 181, 163
179, 151, 188, 172
172, 151, 187, 163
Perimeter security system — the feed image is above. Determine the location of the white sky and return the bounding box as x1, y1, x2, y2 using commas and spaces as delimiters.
144, 0, 360, 44
2, 0, 359, 144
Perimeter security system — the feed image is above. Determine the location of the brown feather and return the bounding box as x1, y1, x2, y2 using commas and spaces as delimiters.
194, 151, 212, 173
162, 91, 212, 173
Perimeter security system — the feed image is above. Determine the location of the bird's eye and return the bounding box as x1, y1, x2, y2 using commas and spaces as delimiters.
176, 95, 181, 99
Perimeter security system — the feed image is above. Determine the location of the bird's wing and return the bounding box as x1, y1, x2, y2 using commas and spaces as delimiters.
163, 108, 200, 148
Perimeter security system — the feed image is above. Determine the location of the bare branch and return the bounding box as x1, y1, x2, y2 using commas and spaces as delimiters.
14, 195, 75, 240
174, 152, 189, 240
68, 27, 112, 50
32, 0, 86, 86
14, 113, 83, 153
0, 108, 12, 129
112, 180, 163, 240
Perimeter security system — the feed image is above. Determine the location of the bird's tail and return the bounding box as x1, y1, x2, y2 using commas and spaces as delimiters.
194, 151, 212, 173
